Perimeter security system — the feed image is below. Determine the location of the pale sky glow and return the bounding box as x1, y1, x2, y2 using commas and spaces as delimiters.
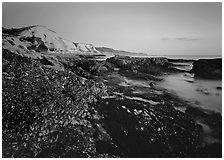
2, 2, 222, 55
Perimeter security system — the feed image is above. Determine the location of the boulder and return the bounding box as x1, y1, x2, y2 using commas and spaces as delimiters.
191, 59, 222, 79
216, 86, 222, 90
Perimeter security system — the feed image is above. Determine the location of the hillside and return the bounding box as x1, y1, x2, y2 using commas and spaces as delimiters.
3, 25, 101, 55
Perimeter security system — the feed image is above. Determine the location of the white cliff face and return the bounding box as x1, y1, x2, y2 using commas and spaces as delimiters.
3, 33, 30, 54
75, 43, 100, 53
3, 25, 101, 55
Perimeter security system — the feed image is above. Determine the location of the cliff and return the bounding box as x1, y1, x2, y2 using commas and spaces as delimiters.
3, 25, 101, 55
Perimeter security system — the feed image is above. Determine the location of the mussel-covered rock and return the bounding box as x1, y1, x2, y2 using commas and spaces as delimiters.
2, 50, 110, 158
93, 98, 202, 157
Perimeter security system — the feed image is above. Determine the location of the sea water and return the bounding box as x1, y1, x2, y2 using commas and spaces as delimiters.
159, 69, 222, 114
144, 54, 222, 60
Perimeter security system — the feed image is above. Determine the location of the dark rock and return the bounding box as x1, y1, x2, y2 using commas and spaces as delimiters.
93, 98, 202, 157
23, 36, 48, 52
40, 57, 54, 66
106, 56, 172, 81
2, 50, 108, 158
95, 141, 122, 156
191, 59, 222, 79
168, 58, 195, 63
186, 107, 222, 129
57, 57, 109, 76
185, 107, 208, 118
216, 86, 222, 90
196, 88, 210, 95
196, 143, 222, 158
107, 55, 170, 69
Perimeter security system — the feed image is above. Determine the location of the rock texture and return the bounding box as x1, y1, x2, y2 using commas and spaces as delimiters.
107, 56, 170, 68
2, 50, 110, 158
106, 56, 172, 81
94, 98, 201, 157
191, 59, 222, 79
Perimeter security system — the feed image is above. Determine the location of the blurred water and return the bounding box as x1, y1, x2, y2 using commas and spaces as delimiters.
171, 62, 193, 71
165, 54, 222, 60
139, 54, 222, 60
159, 73, 222, 114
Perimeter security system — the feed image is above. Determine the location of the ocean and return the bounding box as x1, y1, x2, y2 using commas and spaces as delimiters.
159, 59, 222, 114
143, 54, 222, 60
159, 73, 222, 114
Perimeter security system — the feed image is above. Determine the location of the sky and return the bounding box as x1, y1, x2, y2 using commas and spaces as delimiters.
2, 2, 222, 55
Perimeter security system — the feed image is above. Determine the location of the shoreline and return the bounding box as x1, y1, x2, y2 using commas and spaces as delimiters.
91, 55, 222, 155
2, 51, 222, 158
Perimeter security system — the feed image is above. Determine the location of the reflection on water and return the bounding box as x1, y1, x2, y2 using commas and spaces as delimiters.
159, 73, 222, 114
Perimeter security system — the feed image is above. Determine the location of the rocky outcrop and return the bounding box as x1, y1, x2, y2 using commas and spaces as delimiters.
106, 56, 172, 81
168, 58, 195, 63
191, 59, 222, 79
93, 97, 201, 157
107, 56, 170, 68
2, 50, 110, 158
2, 49, 222, 158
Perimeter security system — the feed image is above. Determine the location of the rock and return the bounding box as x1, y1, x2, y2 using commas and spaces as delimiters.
96, 65, 108, 73
191, 59, 222, 79
107, 56, 170, 69
2, 50, 108, 158
78, 76, 87, 84
184, 73, 194, 78
185, 79, 194, 83
185, 107, 208, 117
168, 58, 195, 63
149, 82, 154, 86
106, 56, 172, 81
93, 98, 202, 157
216, 86, 222, 90
40, 56, 54, 66
197, 143, 222, 158
196, 88, 210, 95
106, 56, 130, 67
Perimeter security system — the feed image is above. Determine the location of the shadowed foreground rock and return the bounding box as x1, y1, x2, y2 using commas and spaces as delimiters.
2, 50, 110, 157
93, 98, 201, 157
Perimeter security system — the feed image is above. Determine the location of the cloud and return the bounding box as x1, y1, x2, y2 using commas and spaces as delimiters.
161, 37, 199, 41
161, 37, 170, 41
